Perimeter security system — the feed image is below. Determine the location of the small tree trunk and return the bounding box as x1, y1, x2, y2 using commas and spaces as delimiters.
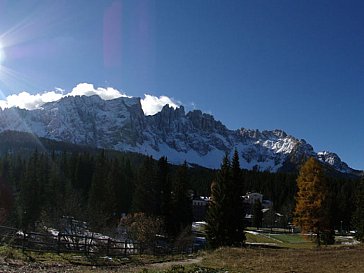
316, 230, 321, 247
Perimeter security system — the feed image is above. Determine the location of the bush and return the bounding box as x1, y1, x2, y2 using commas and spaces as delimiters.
119, 213, 165, 250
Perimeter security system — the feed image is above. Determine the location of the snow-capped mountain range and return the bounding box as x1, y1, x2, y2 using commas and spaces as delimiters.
0, 95, 359, 174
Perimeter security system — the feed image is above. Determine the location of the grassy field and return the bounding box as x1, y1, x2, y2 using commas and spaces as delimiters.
246, 231, 314, 248
196, 246, 364, 273
245, 232, 278, 244
1, 236, 364, 273
96, 245, 364, 273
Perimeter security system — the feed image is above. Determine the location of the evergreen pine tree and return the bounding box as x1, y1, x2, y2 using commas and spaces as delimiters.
206, 153, 247, 248
171, 161, 192, 236
206, 155, 230, 248
43, 162, 64, 223
120, 158, 134, 213
73, 153, 94, 195
18, 151, 42, 229
0, 181, 13, 225
87, 150, 114, 229
132, 156, 156, 214
353, 179, 364, 241
156, 156, 172, 232
252, 200, 263, 229
228, 150, 246, 245
109, 158, 124, 216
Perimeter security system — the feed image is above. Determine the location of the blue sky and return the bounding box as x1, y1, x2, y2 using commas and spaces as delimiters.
0, 0, 363, 169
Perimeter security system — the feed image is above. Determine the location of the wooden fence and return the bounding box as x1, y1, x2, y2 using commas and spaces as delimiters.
0, 225, 139, 256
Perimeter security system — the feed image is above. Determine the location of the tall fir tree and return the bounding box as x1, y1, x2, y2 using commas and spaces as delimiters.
156, 157, 171, 216
132, 156, 156, 214
353, 179, 364, 241
73, 153, 94, 195
109, 158, 124, 216
228, 150, 246, 245
171, 161, 192, 236
156, 156, 172, 233
43, 162, 64, 223
252, 200, 263, 229
293, 157, 332, 246
120, 158, 134, 213
18, 151, 42, 229
206, 154, 231, 248
0, 180, 13, 224
88, 150, 116, 229
206, 153, 246, 248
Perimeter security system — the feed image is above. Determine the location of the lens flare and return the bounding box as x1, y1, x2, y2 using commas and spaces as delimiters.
0, 42, 5, 64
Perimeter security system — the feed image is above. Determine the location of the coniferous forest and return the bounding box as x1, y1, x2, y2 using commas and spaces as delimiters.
0, 146, 360, 241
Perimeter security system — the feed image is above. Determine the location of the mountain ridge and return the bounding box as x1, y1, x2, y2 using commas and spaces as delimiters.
0, 94, 360, 175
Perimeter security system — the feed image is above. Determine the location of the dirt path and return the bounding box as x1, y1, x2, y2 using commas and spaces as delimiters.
148, 256, 203, 269
0, 256, 204, 273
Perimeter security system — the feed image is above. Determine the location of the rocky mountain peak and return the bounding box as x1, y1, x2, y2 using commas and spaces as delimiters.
186, 110, 227, 133
0, 94, 358, 174
317, 151, 351, 173
158, 104, 186, 121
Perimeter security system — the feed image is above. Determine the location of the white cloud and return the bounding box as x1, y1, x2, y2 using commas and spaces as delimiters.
67, 83, 129, 100
0, 100, 8, 109
54, 87, 65, 93
4, 91, 63, 110
141, 94, 180, 115
0, 83, 128, 110
0, 83, 181, 116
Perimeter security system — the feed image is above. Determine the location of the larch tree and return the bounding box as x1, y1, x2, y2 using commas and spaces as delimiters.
293, 157, 332, 246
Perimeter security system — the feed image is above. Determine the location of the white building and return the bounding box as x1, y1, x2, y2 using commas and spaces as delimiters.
242, 192, 263, 205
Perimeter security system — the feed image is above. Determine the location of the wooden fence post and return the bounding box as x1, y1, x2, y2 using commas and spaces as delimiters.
107, 238, 111, 256
84, 235, 88, 255
124, 240, 127, 256
22, 230, 26, 252
57, 233, 61, 254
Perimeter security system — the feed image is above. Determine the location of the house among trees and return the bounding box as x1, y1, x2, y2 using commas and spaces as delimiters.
192, 192, 274, 224
243, 192, 273, 227
192, 196, 210, 221
242, 192, 273, 209
243, 192, 263, 205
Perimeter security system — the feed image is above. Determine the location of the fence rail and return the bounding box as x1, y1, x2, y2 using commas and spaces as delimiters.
0, 225, 139, 256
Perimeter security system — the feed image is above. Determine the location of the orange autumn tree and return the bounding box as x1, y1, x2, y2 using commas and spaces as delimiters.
293, 157, 333, 246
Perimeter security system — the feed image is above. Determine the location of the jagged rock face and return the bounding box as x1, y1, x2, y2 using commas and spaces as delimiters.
146, 106, 232, 156
0, 95, 357, 173
186, 110, 227, 133
0, 95, 146, 149
317, 151, 352, 174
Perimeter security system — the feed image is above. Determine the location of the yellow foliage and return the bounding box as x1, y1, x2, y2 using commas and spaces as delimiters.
293, 157, 330, 244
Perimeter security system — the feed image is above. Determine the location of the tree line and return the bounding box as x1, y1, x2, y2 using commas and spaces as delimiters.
206, 154, 361, 248
0, 151, 192, 240
0, 149, 360, 246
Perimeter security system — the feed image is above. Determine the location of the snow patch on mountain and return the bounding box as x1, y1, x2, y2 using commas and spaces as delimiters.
0, 83, 180, 117
317, 151, 352, 173
0, 94, 358, 174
